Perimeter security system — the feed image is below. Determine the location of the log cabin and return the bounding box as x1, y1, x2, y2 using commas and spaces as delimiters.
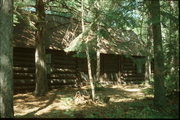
13, 10, 146, 93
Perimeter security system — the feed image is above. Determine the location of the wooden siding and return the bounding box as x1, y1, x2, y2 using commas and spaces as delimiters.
13, 47, 145, 93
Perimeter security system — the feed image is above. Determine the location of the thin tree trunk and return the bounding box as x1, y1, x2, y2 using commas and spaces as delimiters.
96, 23, 101, 85
96, 47, 100, 83
145, 28, 153, 81
148, 0, 166, 107
96, 1, 101, 86
168, 1, 179, 91
145, 0, 153, 82
168, 1, 173, 76
81, 0, 95, 100
86, 47, 95, 100
0, 0, 14, 118
34, 0, 48, 96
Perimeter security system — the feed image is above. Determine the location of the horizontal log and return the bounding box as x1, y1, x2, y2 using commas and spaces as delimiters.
14, 72, 35, 76
77, 69, 88, 73
50, 78, 77, 82
52, 57, 76, 62
14, 86, 35, 93
14, 76, 35, 79
49, 76, 77, 79
14, 47, 35, 51
13, 62, 35, 67
14, 85, 35, 89
14, 52, 34, 57
14, 70, 35, 73
50, 72, 77, 76
51, 68, 76, 73
13, 67, 35, 72
52, 60, 76, 65
13, 57, 34, 62
123, 77, 144, 81
123, 76, 145, 79
14, 87, 35, 91
50, 81, 76, 85
14, 80, 35, 86
51, 71, 77, 74
50, 74, 77, 78
52, 64, 76, 69
13, 75, 35, 78
121, 70, 137, 73
121, 72, 145, 75
122, 74, 145, 77
50, 84, 77, 89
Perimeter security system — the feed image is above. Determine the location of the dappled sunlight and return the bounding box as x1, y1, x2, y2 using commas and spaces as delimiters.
35, 102, 62, 116
13, 84, 176, 118
124, 88, 141, 92
14, 107, 39, 116
110, 97, 134, 103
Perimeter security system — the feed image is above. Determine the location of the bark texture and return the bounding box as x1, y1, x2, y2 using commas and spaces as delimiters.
34, 0, 48, 96
0, 0, 14, 118
148, 0, 166, 107
81, 0, 95, 100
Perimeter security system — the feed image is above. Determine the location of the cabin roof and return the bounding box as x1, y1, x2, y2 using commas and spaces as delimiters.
13, 12, 145, 56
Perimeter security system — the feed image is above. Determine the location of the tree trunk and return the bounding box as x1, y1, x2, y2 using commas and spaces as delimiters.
145, 56, 152, 81
148, 0, 166, 107
96, 49, 100, 83
34, 0, 48, 96
81, 0, 95, 100
95, 1, 101, 86
145, 33, 153, 82
86, 47, 95, 100
0, 0, 14, 118
96, 23, 101, 85
167, 1, 179, 91
145, 0, 153, 82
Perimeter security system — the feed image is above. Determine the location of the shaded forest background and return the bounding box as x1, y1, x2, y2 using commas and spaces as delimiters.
0, 0, 179, 118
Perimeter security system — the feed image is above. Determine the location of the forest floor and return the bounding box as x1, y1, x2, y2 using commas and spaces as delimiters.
13, 84, 179, 119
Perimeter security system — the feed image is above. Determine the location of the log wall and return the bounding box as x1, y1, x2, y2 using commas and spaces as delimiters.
13, 47, 145, 93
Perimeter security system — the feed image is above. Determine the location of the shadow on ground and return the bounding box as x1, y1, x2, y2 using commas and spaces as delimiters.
14, 85, 179, 119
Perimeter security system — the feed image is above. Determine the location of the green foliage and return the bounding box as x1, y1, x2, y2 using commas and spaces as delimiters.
72, 51, 96, 60
13, 14, 19, 26
143, 87, 154, 96
12, 0, 179, 115
63, 109, 74, 117
99, 28, 110, 40
164, 74, 179, 94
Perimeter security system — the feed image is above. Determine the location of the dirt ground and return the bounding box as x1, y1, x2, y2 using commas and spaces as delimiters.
13, 84, 179, 118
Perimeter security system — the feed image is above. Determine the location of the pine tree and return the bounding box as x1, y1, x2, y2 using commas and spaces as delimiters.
34, 0, 48, 96
0, 0, 14, 118
148, 0, 167, 107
